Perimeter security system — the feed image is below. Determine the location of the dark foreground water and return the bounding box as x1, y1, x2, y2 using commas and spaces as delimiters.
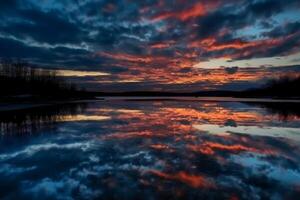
0, 100, 300, 200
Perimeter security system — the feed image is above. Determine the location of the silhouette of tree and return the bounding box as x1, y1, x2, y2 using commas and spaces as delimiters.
0, 59, 85, 99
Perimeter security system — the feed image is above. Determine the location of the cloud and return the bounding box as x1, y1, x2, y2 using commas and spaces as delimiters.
1, 9, 87, 45
263, 22, 300, 38
0, 0, 300, 91
224, 67, 239, 74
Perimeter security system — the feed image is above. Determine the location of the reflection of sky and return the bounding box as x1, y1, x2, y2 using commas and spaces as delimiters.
0, 101, 300, 199
193, 124, 300, 141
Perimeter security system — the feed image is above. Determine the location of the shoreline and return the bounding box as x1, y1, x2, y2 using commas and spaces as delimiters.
1, 97, 300, 112
100, 96, 300, 103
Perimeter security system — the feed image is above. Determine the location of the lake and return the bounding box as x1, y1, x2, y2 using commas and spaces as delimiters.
0, 99, 300, 199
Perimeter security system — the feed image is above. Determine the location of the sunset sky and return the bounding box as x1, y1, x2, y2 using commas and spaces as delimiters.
1, 0, 300, 91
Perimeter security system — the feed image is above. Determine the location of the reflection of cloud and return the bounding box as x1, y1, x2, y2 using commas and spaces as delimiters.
224, 119, 237, 127
23, 177, 100, 200
1, 101, 300, 199
188, 142, 265, 156
60, 115, 111, 122
148, 170, 215, 189
0, 164, 36, 175
232, 154, 300, 185
150, 144, 174, 152
101, 131, 156, 140
0, 142, 92, 160
24, 178, 77, 199
193, 124, 300, 141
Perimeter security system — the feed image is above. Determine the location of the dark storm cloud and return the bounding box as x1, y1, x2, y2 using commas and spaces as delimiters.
224, 67, 239, 74
0, 0, 18, 10
1, 0, 299, 64
0, 37, 106, 71
196, 0, 300, 40
0, 37, 51, 59
1, 9, 86, 45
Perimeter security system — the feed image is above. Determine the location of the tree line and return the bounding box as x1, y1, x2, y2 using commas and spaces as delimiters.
0, 60, 80, 98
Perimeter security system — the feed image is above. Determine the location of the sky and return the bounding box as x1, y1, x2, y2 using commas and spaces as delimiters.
1, 0, 300, 92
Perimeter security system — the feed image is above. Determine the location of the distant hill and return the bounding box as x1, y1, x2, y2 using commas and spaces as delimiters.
91, 76, 300, 99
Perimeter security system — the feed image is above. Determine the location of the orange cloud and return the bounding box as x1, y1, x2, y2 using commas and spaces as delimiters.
95, 42, 300, 90
189, 37, 281, 51
150, 41, 176, 49
151, 2, 216, 22
98, 52, 155, 63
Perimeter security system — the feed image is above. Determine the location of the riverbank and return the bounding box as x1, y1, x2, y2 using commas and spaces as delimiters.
100, 96, 300, 103
1, 96, 300, 112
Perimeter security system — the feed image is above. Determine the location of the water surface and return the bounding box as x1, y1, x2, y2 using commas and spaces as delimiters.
0, 100, 300, 199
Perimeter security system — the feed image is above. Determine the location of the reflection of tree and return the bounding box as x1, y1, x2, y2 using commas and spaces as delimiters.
0, 103, 87, 135
247, 102, 300, 121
